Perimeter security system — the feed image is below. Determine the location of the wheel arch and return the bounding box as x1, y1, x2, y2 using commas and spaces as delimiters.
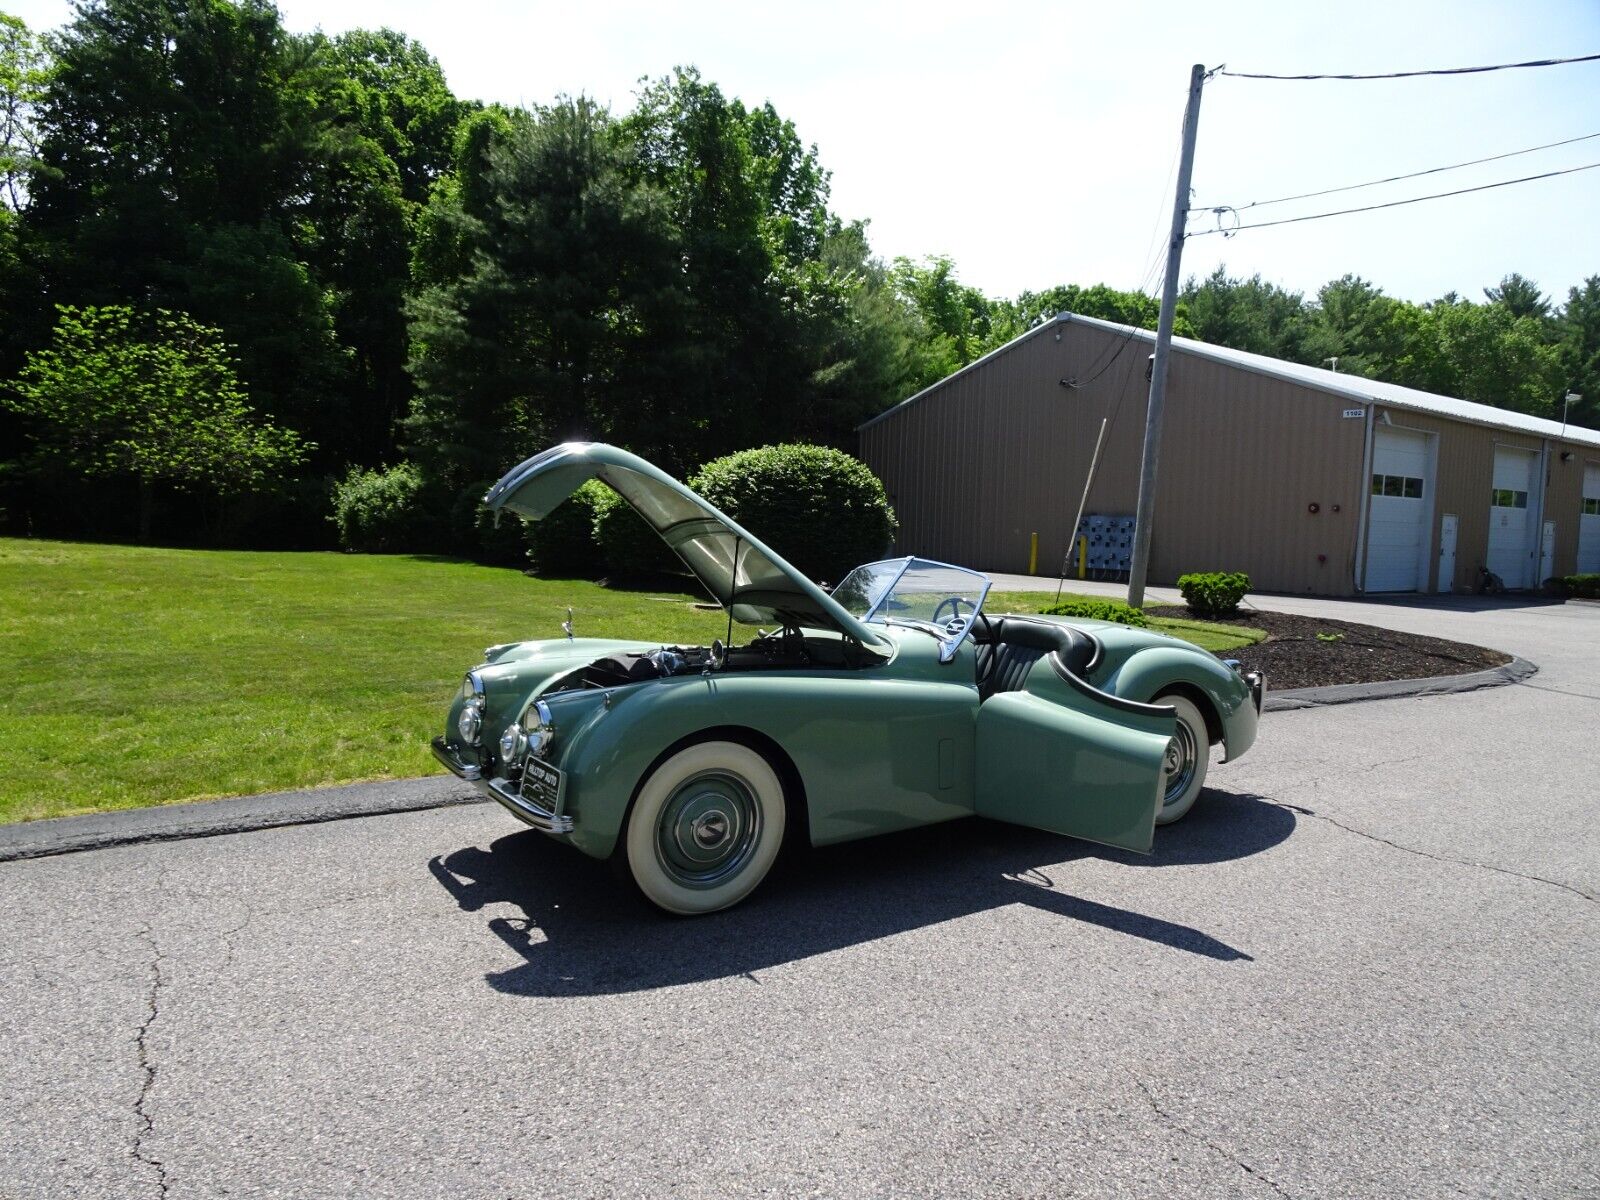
1149, 681, 1222, 745
614, 724, 811, 859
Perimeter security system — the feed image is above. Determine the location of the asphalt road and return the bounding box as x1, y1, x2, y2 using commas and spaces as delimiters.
3, 595, 1596, 1198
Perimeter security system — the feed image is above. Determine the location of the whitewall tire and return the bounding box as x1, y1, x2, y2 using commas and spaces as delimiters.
1155, 693, 1210, 826
625, 740, 787, 915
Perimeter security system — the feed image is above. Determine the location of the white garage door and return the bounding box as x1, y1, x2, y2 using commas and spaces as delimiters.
1487, 446, 1538, 589
1579, 463, 1600, 575
1366, 427, 1430, 592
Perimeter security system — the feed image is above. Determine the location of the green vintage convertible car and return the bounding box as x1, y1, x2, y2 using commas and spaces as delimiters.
432, 443, 1263, 914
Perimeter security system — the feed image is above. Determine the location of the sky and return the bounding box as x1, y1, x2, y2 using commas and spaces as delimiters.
8, 0, 1600, 307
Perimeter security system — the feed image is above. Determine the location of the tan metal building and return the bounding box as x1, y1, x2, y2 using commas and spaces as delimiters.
858, 313, 1600, 596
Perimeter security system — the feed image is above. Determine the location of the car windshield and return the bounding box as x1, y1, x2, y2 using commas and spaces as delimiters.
831, 557, 992, 661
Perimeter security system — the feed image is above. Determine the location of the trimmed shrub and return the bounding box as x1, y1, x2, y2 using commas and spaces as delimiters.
331, 463, 446, 553
453, 480, 528, 567
1176, 570, 1251, 617
1038, 597, 1149, 627
1557, 573, 1600, 599
690, 444, 898, 585
526, 478, 607, 578
591, 484, 680, 580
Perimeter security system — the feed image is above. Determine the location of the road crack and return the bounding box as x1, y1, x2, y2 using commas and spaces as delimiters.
1130, 1075, 1292, 1197
1272, 801, 1595, 904
132, 924, 170, 1198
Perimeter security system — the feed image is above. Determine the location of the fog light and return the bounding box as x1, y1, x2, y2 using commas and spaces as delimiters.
499, 722, 526, 765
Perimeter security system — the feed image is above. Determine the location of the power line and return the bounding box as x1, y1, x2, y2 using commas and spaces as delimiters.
1189, 159, 1600, 236
1202, 129, 1600, 213
1067, 95, 1188, 385
1218, 52, 1600, 81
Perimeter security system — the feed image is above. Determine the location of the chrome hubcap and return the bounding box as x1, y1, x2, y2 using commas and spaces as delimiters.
691, 811, 730, 849
1163, 721, 1199, 807
656, 770, 762, 889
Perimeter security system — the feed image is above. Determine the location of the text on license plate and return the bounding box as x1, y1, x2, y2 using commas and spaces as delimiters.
521, 758, 562, 810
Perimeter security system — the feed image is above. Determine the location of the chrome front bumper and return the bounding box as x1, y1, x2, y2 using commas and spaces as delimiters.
431, 736, 574, 834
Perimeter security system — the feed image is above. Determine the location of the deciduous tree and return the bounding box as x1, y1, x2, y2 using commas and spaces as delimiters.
3, 304, 308, 538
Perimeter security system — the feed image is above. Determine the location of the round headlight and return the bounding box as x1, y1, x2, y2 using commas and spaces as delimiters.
525, 699, 555, 758
456, 670, 486, 745
498, 722, 526, 765
457, 701, 483, 745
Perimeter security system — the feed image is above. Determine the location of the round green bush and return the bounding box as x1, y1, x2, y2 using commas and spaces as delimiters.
689, 445, 898, 585
591, 484, 681, 581
1176, 570, 1251, 617
526, 478, 607, 578
331, 463, 447, 554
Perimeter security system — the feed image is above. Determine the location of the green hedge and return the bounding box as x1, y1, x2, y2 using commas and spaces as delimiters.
525, 478, 606, 578
1038, 597, 1150, 627
690, 444, 897, 585
1557, 573, 1600, 599
1176, 570, 1251, 617
452, 480, 528, 567
331, 463, 446, 554
591, 484, 681, 581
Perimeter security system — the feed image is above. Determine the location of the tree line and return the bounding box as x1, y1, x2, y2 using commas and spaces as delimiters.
1, 0, 1595, 551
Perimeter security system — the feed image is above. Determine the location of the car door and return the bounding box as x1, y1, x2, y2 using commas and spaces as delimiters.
973, 667, 1173, 854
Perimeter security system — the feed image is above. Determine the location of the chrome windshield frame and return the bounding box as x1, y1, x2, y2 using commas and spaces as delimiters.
836, 556, 993, 664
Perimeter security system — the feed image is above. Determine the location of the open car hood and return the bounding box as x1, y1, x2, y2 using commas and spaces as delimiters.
483, 443, 891, 653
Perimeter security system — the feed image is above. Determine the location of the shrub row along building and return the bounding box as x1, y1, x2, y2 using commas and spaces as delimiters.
858, 313, 1600, 596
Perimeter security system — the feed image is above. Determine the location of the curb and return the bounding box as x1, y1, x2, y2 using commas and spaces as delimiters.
1, 656, 1539, 865
0, 775, 485, 864
1263, 655, 1537, 711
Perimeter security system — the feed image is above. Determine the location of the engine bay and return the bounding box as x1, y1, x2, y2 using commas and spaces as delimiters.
568, 627, 868, 691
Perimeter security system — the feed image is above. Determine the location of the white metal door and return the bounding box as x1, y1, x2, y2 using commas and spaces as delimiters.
1579, 464, 1600, 574
1438, 512, 1458, 592
1487, 446, 1538, 588
1366, 428, 1430, 592
1540, 520, 1556, 584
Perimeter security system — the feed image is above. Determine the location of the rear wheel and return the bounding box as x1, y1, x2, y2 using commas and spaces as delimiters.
1155, 693, 1210, 826
625, 740, 787, 915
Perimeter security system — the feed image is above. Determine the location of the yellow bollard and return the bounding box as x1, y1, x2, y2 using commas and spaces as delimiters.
1028, 531, 1038, 575
1078, 536, 1087, 580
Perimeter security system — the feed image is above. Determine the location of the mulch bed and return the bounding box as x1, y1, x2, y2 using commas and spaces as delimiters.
1147, 606, 1511, 691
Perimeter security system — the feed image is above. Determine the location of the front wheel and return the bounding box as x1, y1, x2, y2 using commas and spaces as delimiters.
1155, 693, 1210, 826
624, 740, 787, 915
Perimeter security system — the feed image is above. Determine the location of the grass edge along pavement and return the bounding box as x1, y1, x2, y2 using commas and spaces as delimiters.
0, 540, 1262, 824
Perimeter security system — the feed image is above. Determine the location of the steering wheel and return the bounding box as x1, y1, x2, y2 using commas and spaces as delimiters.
932, 595, 972, 632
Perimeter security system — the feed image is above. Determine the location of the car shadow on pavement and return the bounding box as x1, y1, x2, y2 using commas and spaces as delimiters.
427, 787, 1294, 997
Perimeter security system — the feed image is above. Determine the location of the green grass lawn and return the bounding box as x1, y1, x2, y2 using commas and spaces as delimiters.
0, 540, 1262, 823
984, 594, 1266, 655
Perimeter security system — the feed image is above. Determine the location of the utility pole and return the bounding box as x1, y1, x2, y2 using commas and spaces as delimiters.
1127, 63, 1207, 609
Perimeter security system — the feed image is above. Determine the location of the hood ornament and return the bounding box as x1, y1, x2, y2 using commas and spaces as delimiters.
562, 607, 574, 641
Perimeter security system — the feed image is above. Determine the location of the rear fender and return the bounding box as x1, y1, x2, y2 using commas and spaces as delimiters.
1103, 646, 1257, 761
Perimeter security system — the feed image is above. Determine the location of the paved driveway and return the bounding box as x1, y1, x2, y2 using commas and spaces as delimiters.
3, 597, 1596, 1198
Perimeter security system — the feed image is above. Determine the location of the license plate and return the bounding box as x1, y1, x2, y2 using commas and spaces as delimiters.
521, 758, 563, 812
